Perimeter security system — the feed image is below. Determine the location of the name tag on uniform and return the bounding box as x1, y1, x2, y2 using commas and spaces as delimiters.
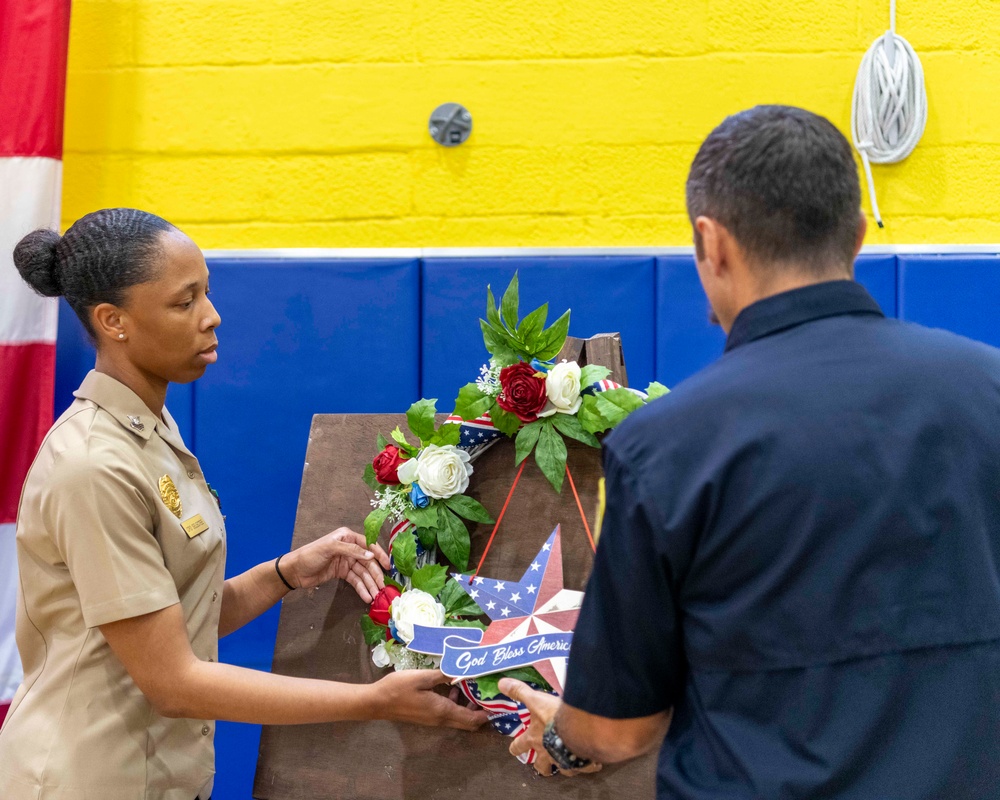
181, 514, 210, 538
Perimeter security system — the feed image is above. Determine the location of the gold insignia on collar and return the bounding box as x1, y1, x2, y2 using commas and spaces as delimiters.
158, 475, 183, 519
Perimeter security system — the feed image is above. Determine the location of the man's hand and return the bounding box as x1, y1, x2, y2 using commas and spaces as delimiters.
499, 678, 603, 777
284, 527, 391, 602
375, 669, 489, 731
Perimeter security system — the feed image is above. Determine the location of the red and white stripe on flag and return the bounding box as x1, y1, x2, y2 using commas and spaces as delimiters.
0, 0, 71, 709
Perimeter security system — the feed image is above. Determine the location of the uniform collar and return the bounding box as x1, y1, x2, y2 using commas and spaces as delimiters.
724, 280, 884, 353
73, 370, 160, 442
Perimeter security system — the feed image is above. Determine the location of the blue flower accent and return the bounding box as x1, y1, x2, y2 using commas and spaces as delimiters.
530, 358, 553, 372
410, 483, 431, 508
388, 619, 405, 644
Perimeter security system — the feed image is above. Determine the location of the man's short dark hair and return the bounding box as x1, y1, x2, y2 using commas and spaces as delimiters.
686, 105, 862, 274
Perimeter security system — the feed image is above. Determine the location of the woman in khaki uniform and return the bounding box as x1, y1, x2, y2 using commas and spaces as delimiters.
0, 209, 486, 800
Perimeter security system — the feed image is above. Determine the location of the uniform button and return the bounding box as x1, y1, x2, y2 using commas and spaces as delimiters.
201, 725, 211, 736
187, 470, 197, 479
212, 591, 218, 602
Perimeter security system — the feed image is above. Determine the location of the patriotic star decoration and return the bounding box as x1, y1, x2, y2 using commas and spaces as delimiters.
451, 525, 583, 694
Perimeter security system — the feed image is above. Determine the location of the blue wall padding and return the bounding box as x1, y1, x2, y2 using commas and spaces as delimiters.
898, 255, 1000, 347
655, 256, 727, 387
421, 257, 657, 403
654, 254, 899, 388
193, 258, 421, 669
55, 297, 195, 441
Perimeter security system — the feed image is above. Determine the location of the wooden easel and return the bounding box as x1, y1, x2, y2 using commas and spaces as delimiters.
253, 335, 655, 799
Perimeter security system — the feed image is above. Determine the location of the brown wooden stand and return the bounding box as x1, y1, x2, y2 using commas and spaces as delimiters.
253, 336, 657, 799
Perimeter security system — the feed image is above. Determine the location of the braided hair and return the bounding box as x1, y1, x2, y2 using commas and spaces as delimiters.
13, 208, 177, 340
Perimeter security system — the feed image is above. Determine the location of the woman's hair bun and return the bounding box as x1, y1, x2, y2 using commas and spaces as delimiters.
13, 228, 63, 297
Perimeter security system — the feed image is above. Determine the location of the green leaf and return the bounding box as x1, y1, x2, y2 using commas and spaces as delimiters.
363, 507, 389, 546
390, 426, 419, 457
516, 302, 548, 348
489, 405, 521, 437
579, 364, 611, 387
360, 615, 387, 647
436, 507, 471, 570
480, 320, 519, 365
454, 383, 494, 421
579, 393, 613, 434
514, 420, 544, 465
535, 421, 567, 492
443, 494, 494, 523
645, 381, 670, 400
441, 578, 484, 616
428, 421, 462, 447
499, 272, 519, 330
475, 666, 552, 700
550, 413, 601, 448
384, 574, 404, 591
440, 577, 469, 613
410, 563, 448, 596
362, 462, 379, 491
406, 398, 438, 445
444, 618, 487, 630
391, 529, 418, 577
376, 433, 389, 451
594, 387, 646, 428
534, 309, 571, 360
416, 526, 436, 551
485, 284, 503, 332
404, 502, 437, 528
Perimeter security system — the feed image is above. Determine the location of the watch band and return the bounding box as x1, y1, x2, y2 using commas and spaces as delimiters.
542, 718, 592, 771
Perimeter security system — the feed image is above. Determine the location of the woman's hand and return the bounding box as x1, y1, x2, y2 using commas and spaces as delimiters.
284, 527, 391, 602
373, 669, 488, 731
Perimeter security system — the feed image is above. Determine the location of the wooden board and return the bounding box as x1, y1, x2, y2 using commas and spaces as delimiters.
254, 335, 655, 799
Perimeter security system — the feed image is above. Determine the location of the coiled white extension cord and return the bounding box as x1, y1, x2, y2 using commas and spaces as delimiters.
850, 0, 927, 228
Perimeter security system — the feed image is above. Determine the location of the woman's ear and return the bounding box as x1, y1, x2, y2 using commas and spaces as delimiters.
92, 303, 127, 343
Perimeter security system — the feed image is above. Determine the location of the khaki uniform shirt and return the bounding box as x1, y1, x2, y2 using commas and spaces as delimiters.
0, 371, 227, 800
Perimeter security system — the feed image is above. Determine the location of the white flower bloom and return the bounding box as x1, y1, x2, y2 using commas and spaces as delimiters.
414, 444, 473, 500
538, 360, 582, 417
371, 641, 391, 668
390, 589, 446, 644
396, 457, 419, 485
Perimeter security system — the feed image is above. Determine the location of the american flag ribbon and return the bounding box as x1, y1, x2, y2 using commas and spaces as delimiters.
443, 377, 646, 457
459, 678, 538, 765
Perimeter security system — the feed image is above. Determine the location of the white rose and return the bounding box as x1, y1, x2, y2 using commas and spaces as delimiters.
371, 641, 391, 668
538, 360, 582, 417
415, 444, 473, 500
390, 589, 446, 644
396, 456, 419, 485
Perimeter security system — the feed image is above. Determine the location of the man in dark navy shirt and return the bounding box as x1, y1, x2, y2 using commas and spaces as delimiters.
500, 105, 1000, 798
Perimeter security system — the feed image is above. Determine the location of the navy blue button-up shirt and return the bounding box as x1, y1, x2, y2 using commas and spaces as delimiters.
565, 280, 1000, 799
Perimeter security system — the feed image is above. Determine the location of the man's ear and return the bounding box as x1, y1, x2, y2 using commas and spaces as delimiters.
694, 216, 730, 280
853, 212, 867, 260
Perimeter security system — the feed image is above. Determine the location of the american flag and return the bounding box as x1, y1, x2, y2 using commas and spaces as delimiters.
446, 413, 504, 458
459, 677, 539, 765
0, 0, 70, 727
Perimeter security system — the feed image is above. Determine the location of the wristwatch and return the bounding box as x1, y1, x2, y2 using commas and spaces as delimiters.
542, 718, 592, 771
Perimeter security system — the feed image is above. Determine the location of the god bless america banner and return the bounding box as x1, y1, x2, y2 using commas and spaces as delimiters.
409, 526, 583, 694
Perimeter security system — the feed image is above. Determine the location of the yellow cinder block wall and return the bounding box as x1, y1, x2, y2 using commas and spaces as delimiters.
62, 1, 1000, 248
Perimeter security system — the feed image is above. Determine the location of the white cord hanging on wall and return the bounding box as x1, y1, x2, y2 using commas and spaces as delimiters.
850, 0, 927, 228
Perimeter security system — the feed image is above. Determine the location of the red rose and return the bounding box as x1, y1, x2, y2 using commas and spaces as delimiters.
496, 361, 548, 423
373, 445, 407, 484
368, 585, 402, 626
